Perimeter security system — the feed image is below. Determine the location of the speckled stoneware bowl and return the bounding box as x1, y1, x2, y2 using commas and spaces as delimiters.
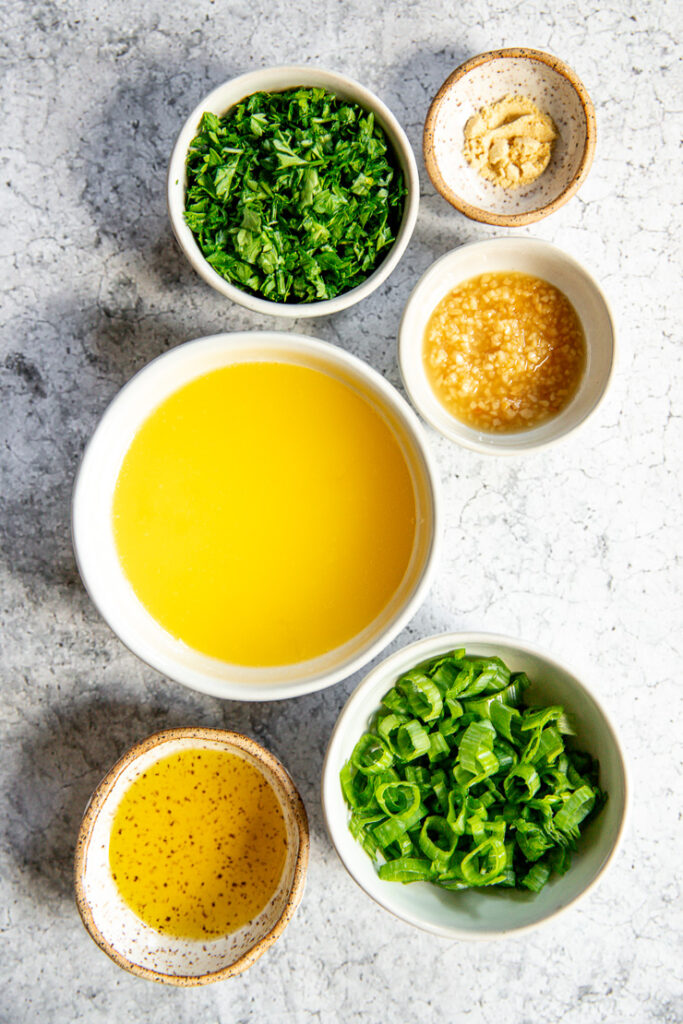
424, 49, 596, 226
74, 729, 309, 985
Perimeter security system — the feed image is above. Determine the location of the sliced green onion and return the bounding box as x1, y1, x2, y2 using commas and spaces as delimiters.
377, 712, 409, 756
378, 857, 435, 883
419, 815, 458, 869
520, 858, 552, 892
395, 719, 431, 761
340, 646, 606, 899
457, 720, 496, 774
504, 763, 541, 803
375, 780, 420, 819
532, 726, 564, 766
515, 819, 553, 862
427, 731, 450, 762
350, 733, 393, 775
460, 838, 507, 886
381, 686, 410, 714
553, 785, 596, 837
398, 670, 444, 722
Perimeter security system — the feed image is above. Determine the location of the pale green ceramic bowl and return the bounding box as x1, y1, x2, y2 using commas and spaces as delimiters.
322, 632, 628, 939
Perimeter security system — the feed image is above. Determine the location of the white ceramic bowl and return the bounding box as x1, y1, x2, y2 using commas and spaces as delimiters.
423, 48, 596, 227
72, 332, 440, 701
75, 728, 309, 984
322, 632, 628, 940
167, 66, 419, 317
399, 237, 615, 454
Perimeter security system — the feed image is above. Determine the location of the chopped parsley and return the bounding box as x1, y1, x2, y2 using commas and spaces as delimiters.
184, 87, 405, 304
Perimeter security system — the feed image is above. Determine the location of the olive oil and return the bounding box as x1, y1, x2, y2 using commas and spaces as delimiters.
109, 748, 288, 939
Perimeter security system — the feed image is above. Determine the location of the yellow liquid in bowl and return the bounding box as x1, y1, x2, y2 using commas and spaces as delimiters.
109, 748, 288, 939
112, 362, 417, 666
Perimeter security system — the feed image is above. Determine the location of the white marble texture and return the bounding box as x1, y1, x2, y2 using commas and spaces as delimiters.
0, 1, 681, 1022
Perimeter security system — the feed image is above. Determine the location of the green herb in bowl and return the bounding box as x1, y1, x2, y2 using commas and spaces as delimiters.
183, 87, 405, 304
340, 648, 606, 894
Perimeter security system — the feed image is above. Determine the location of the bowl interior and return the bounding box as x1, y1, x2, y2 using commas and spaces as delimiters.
76, 730, 307, 982
399, 239, 614, 453
167, 66, 418, 316
428, 55, 590, 219
73, 333, 438, 700
322, 634, 627, 938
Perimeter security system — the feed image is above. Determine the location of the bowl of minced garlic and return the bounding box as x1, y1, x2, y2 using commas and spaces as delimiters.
424, 48, 596, 226
399, 238, 615, 455
75, 728, 309, 984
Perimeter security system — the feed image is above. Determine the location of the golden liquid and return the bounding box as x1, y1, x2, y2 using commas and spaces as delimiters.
109, 749, 288, 939
112, 362, 416, 665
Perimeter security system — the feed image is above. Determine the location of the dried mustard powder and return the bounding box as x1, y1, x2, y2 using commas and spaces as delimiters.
463, 94, 558, 189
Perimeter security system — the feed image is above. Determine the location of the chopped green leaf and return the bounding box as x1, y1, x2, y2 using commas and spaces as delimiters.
184, 87, 405, 303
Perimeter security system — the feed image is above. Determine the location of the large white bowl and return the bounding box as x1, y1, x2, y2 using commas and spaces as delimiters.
399, 238, 616, 454
167, 66, 419, 317
322, 632, 628, 939
72, 332, 440, 701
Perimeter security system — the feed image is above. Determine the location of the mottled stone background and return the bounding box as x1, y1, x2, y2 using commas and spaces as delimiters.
1, 1, 681, 1021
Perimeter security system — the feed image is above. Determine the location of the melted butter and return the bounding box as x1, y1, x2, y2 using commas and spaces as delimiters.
112, 362, 417, 666
108, 748, 288, 939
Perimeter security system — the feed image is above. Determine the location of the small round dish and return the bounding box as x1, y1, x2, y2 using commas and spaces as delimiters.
399, 237, 615, 455
72, 331, 440, 701
75, 728, 309, 985
167, 65, 419, 317
322, 632, 628, 940
424, 48, 596, 226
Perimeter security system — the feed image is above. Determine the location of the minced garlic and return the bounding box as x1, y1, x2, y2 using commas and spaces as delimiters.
463, 94, 558, 190
423, 271, 586, 433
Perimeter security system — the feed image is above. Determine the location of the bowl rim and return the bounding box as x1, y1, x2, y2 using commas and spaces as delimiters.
71, 331, 442, 701
74, 727, 310, 985
398, 236, 617, 455
321, 630, 630, 940
167, 64, 420, 317
423, 47, 597, 227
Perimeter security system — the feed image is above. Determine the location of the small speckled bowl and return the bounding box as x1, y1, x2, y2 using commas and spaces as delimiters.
424, 48, 596, 226
74, 729, 309, 985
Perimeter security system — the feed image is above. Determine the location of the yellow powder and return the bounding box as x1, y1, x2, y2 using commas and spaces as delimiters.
463, 94, 558, 189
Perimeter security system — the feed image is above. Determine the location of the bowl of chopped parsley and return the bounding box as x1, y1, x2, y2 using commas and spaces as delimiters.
167, 67, 419, 316
322, 632, 628, 938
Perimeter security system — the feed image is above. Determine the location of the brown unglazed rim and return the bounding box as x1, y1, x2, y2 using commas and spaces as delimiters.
423, 48, 597, 226
74, 728, 310, 986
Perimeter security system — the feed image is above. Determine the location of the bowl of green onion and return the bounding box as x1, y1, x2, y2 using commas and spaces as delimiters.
167, 66, 419, 317
322, 632, 628, 938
